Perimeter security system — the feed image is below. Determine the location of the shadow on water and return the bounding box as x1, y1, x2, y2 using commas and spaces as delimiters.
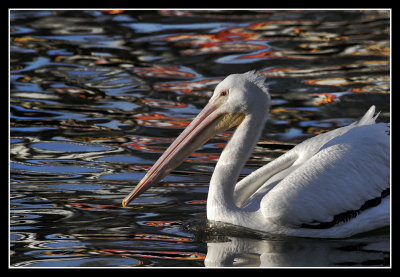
10, 9, 390, 267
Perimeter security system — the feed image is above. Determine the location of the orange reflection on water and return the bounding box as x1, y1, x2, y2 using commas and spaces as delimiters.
182, 41, 267, 56
351, 83, 389, 93
305, 77, 353, 87
309, 93, 336, 105
101, 10, 125, 15
305, 75, 389, 92
185, 200, 207, 205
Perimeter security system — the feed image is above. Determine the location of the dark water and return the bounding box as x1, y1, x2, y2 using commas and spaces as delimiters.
10, 9, 390, 267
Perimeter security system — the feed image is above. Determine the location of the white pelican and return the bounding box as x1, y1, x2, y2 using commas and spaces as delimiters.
122, 71, 390, 238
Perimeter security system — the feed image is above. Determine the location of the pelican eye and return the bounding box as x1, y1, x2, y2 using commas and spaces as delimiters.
220, 90, 229, 97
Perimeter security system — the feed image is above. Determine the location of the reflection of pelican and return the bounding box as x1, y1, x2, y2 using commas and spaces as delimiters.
122, 71, 390, 238
204, 235, 389, 267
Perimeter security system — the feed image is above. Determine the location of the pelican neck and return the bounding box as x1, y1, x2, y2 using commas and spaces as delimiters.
207, 113, 266, 216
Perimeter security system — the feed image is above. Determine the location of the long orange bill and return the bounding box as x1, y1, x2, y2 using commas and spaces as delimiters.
122, 101, 217, 207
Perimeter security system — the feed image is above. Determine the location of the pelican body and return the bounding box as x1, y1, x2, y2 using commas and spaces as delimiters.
122, 71, 390, 238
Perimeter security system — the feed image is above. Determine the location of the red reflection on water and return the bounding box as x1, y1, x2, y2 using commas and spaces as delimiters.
141, 99, 187, 109
185, 200, 207, 205
123, 135, 172, 154
155, 20, 314, 62
102, 249, 206, 261
185, 152, 220, 163
133, 65, 195, 79
144, 220, 182, 227
134, 113, 191, 129
68, 203, 142, 211
154, 78, 220, 96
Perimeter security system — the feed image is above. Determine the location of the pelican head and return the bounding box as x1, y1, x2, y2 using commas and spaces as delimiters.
122, 71, 270, 207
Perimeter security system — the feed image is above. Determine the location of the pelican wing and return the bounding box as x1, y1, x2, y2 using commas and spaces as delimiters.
235, 106, 381, 209
233, 150, 298, 208
260, 122, 389, 227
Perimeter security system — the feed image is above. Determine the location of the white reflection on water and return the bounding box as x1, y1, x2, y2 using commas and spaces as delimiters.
205, 234, 389, 267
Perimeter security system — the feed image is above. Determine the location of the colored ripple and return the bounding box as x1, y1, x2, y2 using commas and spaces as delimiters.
154, 78, 219, 96
185, 200, 207, 205
132, 65, 195, 79
309, 93, 337, 105
134, 113, 191, 129
68, 203, 142, 211
76, 233, 192, 242
122, 135, 172, 154
102, 249, 206, 261
144, 220, 182, 227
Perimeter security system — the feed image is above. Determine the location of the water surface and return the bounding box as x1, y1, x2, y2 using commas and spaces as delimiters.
10, 9, 390, 267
